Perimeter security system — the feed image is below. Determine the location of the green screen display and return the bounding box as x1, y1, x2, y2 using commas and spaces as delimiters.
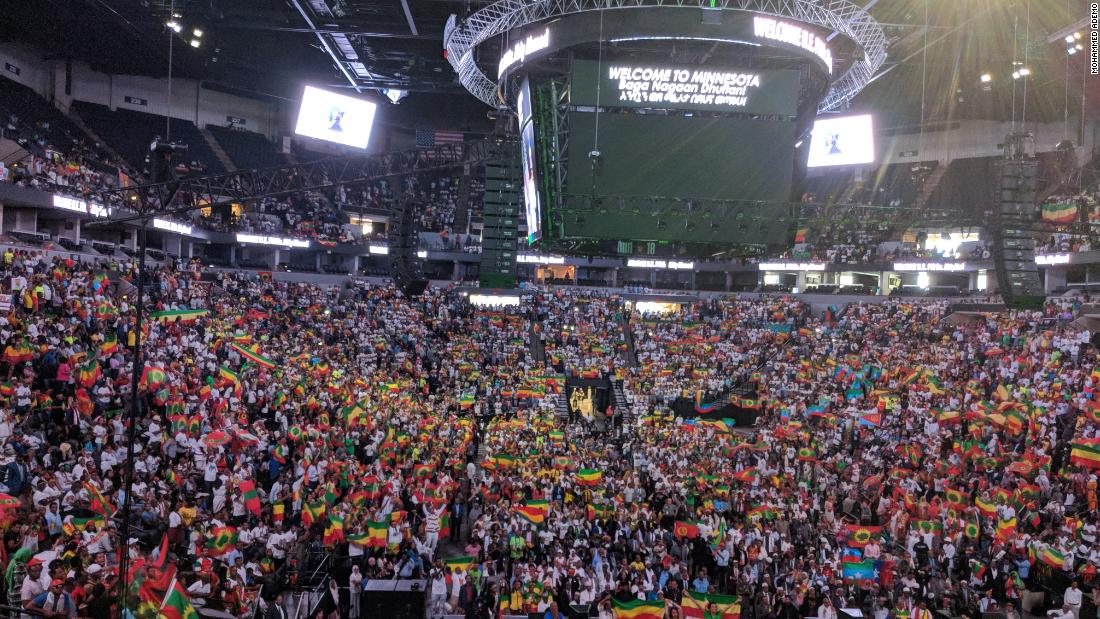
557, 111, 796, 243
566, 112, 795, 201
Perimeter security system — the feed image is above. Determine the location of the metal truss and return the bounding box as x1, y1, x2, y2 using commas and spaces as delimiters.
98, 141, 495, 223
443, 0, 886, 113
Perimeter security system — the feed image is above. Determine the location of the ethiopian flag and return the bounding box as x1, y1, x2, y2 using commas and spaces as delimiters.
459, 393, 475, 409
302, 501, 326, 526
100, 333, 118, 356
365, 519, 388, 547
323, 515, 345, 546
139, 366, 167, 392
231, 343, 276, 368
587, 504, 614, 520
205, 526, 238, 556
1038, 545, 1065, 568
612, 599, 666, 619
159, 580, 200, 619
443, 555, 475, 573
1041, 201, 1077, 223
151, 309, 209, 324
515, 504, 546, 526
575, 469, 602, 486
218, 366, 240, 385
63, 516, 105, 536
78, 360, 101, 388
1069, 439, 1100, 469
682, 592, 741, 619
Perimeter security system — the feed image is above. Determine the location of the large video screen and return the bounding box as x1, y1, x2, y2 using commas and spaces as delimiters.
567, 112, 796, 202
294, 86, 378, 149
806, 114, 875, 168
570, 60, 800, 116
518, 77, 542, 244
562, 111, 797, 242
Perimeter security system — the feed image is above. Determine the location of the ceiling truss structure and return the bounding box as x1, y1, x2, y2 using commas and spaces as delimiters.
443, 0, 887, 112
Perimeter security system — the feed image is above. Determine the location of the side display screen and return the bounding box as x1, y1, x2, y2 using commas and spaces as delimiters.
518, 77, 542, 244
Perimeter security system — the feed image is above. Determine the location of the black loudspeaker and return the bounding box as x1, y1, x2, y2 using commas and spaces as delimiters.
362, 579, 425, 619
992, 159, 1044, 308
388, 195, 425, 295
401, 278, 429, 297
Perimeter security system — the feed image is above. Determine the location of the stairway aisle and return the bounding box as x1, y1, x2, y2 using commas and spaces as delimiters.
619, 315, 639, 368
530, 323, 547, 365
199, 127, 237, 172
454, 171, 473, 235
611, 378, 635, 426
553, 394, 569, 421
912, 164, 948, 209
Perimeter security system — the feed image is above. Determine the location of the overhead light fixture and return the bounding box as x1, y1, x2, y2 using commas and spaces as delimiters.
1076, 43, 1084, 50
383, 89, 407, 104
1074, 32, 1082, 40
1065, 34, 1075, 43
1018, 67, 1030, 76
1068, 47, 1078, 55
1012, 71, 1020, 79
190, 39, 200, 48
979, 73, 992, 83
193, 28, 203, 37
166, 20, 181, 32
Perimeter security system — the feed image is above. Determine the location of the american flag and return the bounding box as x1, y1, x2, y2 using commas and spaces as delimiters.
415, 129, 464, 148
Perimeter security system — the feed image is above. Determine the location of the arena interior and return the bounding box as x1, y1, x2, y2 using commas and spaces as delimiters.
0, 1, 1098, 619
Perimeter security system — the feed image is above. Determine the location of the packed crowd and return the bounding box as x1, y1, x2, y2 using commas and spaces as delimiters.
0, 242, 1095, 619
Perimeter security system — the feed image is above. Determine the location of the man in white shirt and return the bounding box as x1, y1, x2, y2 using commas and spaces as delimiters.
1048, 603, 1076, 619
1063, 581, 1083, 619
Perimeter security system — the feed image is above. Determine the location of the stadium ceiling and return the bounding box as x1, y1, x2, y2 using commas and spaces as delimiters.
0, 0, 1092, 127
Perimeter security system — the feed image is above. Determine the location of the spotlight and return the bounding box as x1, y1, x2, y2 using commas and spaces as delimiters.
1076, 44, 1084, 51
1065, 35, 1075, 44
1011, 71, 1021, 80
190, 39, 200, 48
979, 73, 992, 83
1074, 32, 1083, 40
1068, 47, 1078, 55
193, 28, 203, 37
166, 20, 181, 32
1018, 67, 1030, 76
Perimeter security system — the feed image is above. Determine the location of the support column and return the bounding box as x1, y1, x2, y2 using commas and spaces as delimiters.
649, 270, 657, 288
689, 271, 697, 291
452, 260, 461, 282
228, 245, 237, 266
315, 253, 323, 272
271, 249, 281, 270
878, 271, 890, 295
611, 268, 619, 288
795, 271, 807, 292
725, 271, 733, 292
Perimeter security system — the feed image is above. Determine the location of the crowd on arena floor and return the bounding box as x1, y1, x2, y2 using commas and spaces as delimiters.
0, 244, 1095, 619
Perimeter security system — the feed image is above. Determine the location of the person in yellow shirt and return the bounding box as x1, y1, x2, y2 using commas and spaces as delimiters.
508, 581, 524, 612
